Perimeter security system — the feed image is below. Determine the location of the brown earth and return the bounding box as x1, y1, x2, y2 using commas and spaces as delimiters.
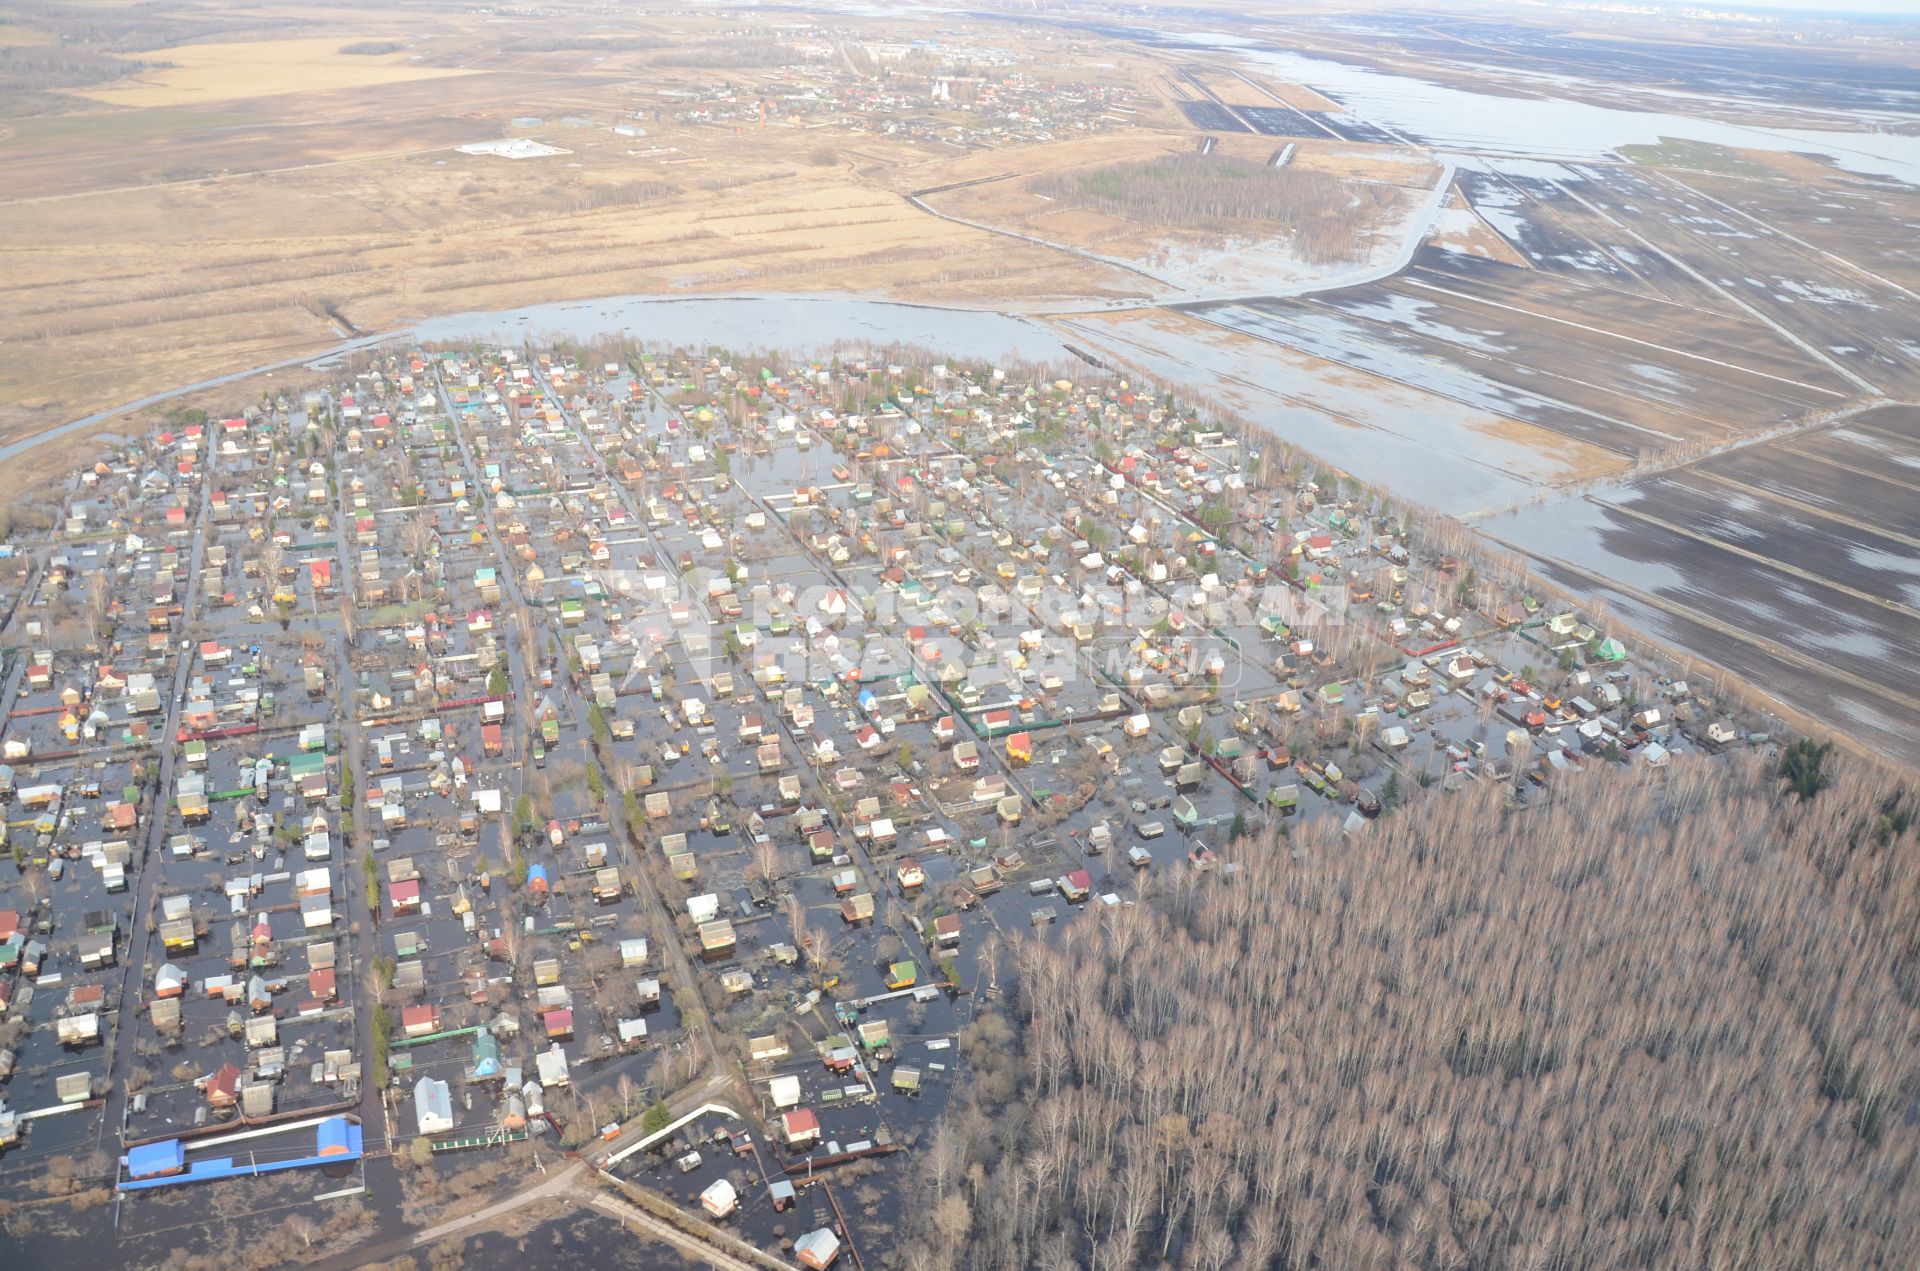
0, 2, 1203, 494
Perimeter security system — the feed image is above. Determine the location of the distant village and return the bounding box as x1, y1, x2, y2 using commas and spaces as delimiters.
657, 64, 1139, 150
0, 337, 1766, 1265
619, 29, 1141, 153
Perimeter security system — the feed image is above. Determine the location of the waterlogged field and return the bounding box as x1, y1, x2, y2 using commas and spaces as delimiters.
1053, 306, 1612, 513
1485, 404, 1920, 763
1087, 22, 1920, 764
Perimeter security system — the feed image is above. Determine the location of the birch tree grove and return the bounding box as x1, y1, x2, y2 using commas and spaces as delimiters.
906, 751, 1920, 1270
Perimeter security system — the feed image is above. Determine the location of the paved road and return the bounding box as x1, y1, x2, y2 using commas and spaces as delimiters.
590, 1189, 775, 1271
298, 1158, 585, 1271
585, 1068, 734, 1169
408, 1159, 587, 1247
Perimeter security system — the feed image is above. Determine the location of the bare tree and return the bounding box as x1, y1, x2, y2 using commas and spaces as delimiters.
259, 537, 286, 597
402, 512, 433, 569
85, 568, 110, 644
284, 1214, 318, 1250
785, 893, 810, 951
753, 835, 780, 889
910, 750, 1920, 1270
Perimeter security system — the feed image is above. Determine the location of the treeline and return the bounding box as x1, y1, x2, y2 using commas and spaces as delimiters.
650, 38, 811, 69
514, 35, 669, 53
1031, 154, 1401, 261
902, 752, 1920, 1270
0, 0, 250, 114
552, 178, 679, 213
0, 44, 154, 85
4, 1, 278, 54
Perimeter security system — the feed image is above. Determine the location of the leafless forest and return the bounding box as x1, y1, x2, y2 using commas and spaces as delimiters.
1029, 155, 1401, 262
903, 753, 1920, 1270
650, 38, 814, 69
0, 43, 158, 114
553, 178, 680, 213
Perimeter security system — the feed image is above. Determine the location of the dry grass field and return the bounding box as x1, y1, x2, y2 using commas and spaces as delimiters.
0, 142, 1131, 456
918, 131, 1437, 294
1234, 71, 1342, 113
0, 0, 1470, 499
1184, 68, 1292, 109
0, 22, 53, 47
71, 37, 477, 107
0, 0, 1190, 492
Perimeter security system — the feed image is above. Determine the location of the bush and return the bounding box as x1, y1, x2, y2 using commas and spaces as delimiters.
1780, 738, 1833, 801
371, 1003, 392, 1086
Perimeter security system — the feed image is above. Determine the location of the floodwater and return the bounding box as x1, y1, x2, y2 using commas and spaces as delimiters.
1208, 36, 1920, 186
410, 293, 1078, 365
10, 294, 1081, 471
454, 1209, 684, 1269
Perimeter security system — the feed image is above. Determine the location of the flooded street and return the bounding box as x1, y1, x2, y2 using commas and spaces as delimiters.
4, 10, 1905, 1269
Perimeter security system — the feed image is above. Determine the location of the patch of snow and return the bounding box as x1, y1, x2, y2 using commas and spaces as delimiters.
1462, 181, 1533, 251
1427, 205, 1486, 239
1831, 427, 1920, 469
1776, 279, 1876, 308
458, 138, 572, 159
1627, 363, 1687, 390
1334, 293, 1516, 353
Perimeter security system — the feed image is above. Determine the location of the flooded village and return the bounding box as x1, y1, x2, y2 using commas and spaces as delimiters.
0, 334, 1776, 1268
